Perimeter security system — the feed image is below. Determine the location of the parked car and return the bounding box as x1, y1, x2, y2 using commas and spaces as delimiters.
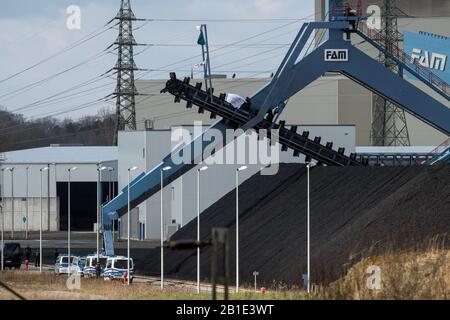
103, 256, 134, 283
2, 243, 23, 269
54, 254, 75, 275
83, 254, 108, 277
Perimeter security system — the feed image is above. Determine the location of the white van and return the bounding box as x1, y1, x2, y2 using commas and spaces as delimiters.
103, 256, 134, 283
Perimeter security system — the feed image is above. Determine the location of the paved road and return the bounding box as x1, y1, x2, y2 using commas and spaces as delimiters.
2, 232, 159, 273
2, 232, 159, 249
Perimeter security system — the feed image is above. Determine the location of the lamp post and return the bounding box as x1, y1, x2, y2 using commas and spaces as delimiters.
0, 201, 3, 271
235, 165, 247, 293
39, 167, 49, 273
1, 168, 5, 271
9, 167, 14, 239
107, 167, 114, 241
25, 167, 29, 239
127, 166, 138, 285
196, 166, 208, 293
97, 165, 107, 261
67, 167, 77, 275
180, 175, 183, 228
306, 162, 316, 294
160, 165, 172, 289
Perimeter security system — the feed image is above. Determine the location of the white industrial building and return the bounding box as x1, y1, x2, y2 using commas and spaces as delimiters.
0, 146, 118, 233
117, 124, 356, 240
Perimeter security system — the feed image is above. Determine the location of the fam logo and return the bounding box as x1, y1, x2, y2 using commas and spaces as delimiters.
324, 49, 348, 62
411, 48, 447, 72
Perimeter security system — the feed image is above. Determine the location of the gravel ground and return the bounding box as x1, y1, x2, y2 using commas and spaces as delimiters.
137, 163, 450, 287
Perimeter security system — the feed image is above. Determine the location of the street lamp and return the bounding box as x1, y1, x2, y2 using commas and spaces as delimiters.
196, 165, 208, 293
8, 167, 14, 239
97, 165, 107, 261
39, 167, 49, 273
1, 167, 5, 271
107, 167, 115, 240
0, 201, 3, 271
306, 162, 316, 294
107, 167, 114, 200
235, 165, 247, 293
127, 166, 138, 285
160, 165, 172, 289
25, 167, 29, 239
67, 166, 77, 275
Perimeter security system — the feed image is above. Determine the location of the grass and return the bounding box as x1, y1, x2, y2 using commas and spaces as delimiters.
317, 248, 450, 300
1, 246, 448, 300
0, 272, 311, 300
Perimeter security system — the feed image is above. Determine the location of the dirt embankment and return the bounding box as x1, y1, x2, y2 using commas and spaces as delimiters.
138, 164, 450, 287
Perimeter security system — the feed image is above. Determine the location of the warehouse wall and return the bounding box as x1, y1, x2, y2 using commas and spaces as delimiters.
0, 158, 118, 232
0, 197, 58, 232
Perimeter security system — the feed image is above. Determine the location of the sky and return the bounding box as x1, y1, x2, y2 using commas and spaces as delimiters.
0, 0, 315, 120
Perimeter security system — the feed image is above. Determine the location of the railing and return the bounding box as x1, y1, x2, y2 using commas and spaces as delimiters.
330, 0, 363, 19
414, 138, 450, 165
358, 153, 434, 167
358, 22, 449, 98
429, 137, 450, 155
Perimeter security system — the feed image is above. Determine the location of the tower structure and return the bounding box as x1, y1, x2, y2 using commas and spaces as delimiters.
371, 0, 410, 146
111, 0, 140, 144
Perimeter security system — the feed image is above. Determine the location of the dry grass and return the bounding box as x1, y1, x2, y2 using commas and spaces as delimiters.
317, 248, 450, 300
2, 247, 449, 300
0, 272, 310, 300
0, 272, 212, 300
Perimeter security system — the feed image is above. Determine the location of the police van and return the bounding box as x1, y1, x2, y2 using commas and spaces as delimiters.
103, 256, 134, 283
83, 253, 109, 277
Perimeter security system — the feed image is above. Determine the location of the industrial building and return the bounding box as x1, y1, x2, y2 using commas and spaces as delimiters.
0, 146, 117, 233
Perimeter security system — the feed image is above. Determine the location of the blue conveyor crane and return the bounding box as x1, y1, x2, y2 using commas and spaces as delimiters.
102, 1, 450, 255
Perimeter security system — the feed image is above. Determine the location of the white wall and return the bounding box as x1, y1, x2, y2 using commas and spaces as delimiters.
1, 198, 58, 232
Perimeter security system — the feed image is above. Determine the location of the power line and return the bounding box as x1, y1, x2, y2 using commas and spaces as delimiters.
140, 18, 315, 22
0, 51, 109, 103
0, 24, 115, 86
4, 74, 109, 114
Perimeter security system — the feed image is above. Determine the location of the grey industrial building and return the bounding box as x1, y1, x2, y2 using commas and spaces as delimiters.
0, 146, 117, 233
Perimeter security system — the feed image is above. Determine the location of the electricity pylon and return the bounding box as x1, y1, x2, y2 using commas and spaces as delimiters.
110, 0, 140, 145
371, 0, 411, 146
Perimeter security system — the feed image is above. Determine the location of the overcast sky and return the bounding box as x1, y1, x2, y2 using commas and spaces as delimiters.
0, 0, 315, 120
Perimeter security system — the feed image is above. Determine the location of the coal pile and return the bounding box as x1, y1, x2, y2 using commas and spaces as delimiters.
137, 164, 450, 287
